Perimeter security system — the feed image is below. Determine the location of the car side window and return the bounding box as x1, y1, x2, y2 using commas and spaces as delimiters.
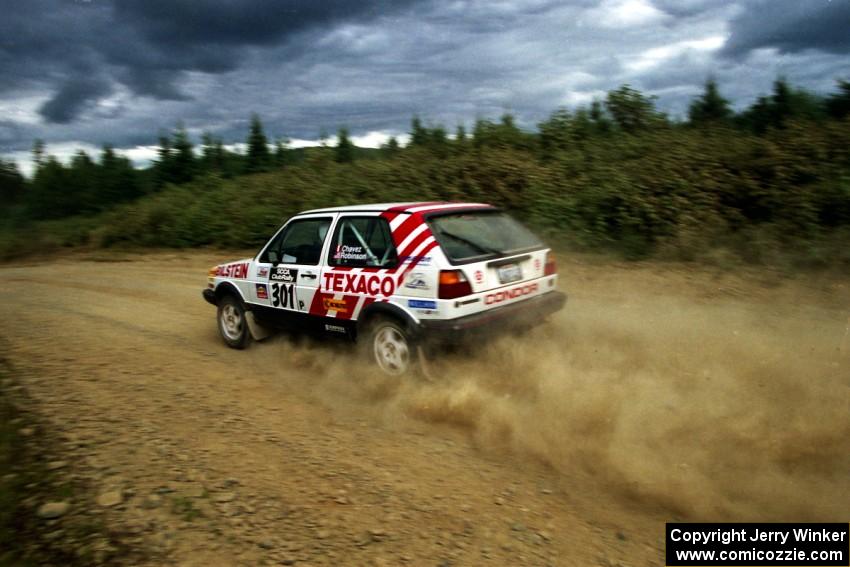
260, 218, 331, 265
328, 216, 398, 268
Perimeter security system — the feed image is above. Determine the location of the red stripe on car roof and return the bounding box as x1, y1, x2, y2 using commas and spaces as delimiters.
385, 201, 444, 213
408, 203, 493, 214
380, 211, 401, 223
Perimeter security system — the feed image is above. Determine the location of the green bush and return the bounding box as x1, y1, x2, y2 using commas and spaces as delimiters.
2, 114, 849, 272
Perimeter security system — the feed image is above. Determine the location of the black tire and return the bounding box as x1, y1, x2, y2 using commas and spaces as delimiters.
217, 294, 251, 349
361, 316, 415, 376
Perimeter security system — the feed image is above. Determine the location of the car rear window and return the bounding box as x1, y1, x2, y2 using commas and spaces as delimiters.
427, 210, 543, 263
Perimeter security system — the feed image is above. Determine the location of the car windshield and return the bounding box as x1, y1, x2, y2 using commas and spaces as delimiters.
427, 210, 543, 263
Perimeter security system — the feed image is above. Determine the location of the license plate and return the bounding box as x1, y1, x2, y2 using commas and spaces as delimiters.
497, 263, 522, 284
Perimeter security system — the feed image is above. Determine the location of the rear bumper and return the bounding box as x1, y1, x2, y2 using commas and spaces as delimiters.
417, 290, 566, 340
202, 288, 217, 306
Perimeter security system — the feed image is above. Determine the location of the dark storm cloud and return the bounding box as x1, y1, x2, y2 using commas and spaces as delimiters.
0, 0, 420, 124
723, 0, 850, 58
651, 0, 717, 18
114, 0, 405, 47
39, 75, 113, 124
2, 0, 850, 170
0, 1, 107, 89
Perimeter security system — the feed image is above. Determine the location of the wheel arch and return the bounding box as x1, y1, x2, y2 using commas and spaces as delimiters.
356, 301, 420, 339
214, 281, 247, 305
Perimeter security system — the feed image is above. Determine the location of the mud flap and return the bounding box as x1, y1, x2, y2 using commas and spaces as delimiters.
245, 312, 273, 341
417, 345, 436, 382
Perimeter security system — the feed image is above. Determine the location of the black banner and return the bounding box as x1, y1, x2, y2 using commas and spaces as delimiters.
270, 266, 297, 283
666, 523, 849, 566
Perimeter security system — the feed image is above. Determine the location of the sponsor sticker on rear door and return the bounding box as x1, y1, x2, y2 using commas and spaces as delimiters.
270, 266, 297, 283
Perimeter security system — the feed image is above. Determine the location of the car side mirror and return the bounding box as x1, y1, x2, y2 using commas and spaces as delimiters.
268, 250, 279, 265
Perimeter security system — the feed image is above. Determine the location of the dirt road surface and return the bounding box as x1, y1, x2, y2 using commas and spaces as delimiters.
1, 251, 848, 566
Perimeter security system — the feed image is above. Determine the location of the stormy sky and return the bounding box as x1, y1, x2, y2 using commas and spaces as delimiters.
1, 0, 849, 173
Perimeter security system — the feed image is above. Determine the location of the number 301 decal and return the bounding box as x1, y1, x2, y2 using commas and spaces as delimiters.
271, 282, 296, 309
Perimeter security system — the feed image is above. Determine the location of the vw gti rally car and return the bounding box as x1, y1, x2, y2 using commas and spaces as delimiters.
203, 202, 566, 375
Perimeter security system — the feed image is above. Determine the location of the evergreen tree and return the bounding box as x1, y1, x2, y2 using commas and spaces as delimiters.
538, 108, 572, 155
772, 77, 794, 124
472, 118, 490, 148
825, 79, 850, 119
274, 138, 291, 168
688, 79, 732, 125
605, 85, 664, 133
201, 132, 214, 163
98, 145, 140, 207
589, 100, 611, 133
32, 139, 46, 169
410, 116, 428, 146
68, 150, 97, 212
154, 134, 173, 187
201, 132, 225, 172
453, 125, 468, 154
471, 114, 530, 149
428, 125, 449, 157
455, 125, 467, 144
245, 114, 270, 173
497, 113, 528, 148
28, 156, 70, 219
0, 159, 25, 208
335, 127, 355, 163
380, 136, 400, 157
740, 78, 826, 133
171, 125, 195, 184
572, 108, 595, 140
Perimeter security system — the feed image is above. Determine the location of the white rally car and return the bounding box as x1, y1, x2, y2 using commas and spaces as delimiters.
203, 202, 566, 375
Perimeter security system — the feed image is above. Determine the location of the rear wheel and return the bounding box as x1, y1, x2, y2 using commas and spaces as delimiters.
217, 294, 251, 349
365, 317, 413, 376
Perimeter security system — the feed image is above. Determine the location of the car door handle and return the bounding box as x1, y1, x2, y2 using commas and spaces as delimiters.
301, 272, 317, 279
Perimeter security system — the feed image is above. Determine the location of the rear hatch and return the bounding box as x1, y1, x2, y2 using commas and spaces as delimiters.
425, 209, 547, 296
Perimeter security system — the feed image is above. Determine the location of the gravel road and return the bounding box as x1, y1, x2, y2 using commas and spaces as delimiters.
1, 251, 847, 566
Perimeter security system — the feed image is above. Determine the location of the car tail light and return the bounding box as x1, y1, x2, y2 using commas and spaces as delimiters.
438, 270, 472, 299
544, 252, 557, 276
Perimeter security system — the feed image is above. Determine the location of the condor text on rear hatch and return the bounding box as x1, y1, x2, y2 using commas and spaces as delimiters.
418, 206, 566, 336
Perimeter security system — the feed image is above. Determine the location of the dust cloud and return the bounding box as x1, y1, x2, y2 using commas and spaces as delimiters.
262, 286, 850, 522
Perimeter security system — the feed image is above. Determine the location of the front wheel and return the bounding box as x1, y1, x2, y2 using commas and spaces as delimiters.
366, 318, 413, 376
217, 294, 251, 349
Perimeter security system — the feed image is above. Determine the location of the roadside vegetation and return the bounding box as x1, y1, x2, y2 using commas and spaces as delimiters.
1, 78, 849, 270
